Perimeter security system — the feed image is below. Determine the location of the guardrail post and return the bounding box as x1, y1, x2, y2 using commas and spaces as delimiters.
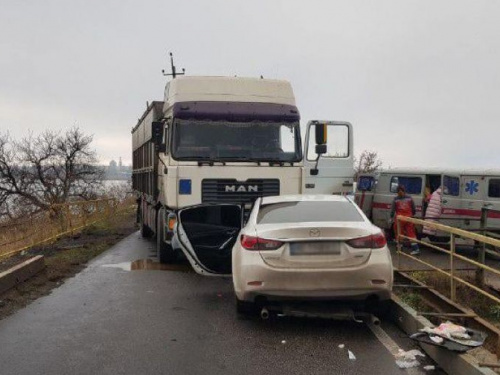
476, 208, 487, 287
450, 233, 456, 302
396, 216, 402, 269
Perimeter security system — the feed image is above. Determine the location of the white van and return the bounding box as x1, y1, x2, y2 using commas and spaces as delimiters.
355, 168, 500, 235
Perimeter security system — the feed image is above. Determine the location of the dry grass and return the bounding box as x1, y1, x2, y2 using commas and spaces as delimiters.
0, 197, 136, 259
407, 270, 500, 326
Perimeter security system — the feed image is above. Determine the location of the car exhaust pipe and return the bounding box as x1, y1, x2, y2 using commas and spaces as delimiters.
260, 307, 270, 320
370, 314, 381, 326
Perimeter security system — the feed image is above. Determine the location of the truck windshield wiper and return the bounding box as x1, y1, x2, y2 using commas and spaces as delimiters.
216, 157, 261, 164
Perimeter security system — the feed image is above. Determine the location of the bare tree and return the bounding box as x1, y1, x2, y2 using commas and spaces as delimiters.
354, 150, 383, 178
0, 127, 103, 220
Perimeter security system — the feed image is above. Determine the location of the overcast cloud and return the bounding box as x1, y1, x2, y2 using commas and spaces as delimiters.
1, 0, 499, 168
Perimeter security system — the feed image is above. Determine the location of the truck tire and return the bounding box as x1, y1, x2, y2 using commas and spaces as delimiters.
157, 209, 176, 263
140, 212, 153, 238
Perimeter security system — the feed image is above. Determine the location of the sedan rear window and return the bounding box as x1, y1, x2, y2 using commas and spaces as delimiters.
257, 201, 364, 224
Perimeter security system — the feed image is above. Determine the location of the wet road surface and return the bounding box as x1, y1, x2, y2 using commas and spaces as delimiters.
0, 232, 439, 375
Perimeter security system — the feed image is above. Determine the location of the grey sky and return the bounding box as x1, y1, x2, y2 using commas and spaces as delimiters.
1, 0, 499, 168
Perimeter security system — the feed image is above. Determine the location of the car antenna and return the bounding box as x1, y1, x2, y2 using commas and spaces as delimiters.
162, 52, 185, 79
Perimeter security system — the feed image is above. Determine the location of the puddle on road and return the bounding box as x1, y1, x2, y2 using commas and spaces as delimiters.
101, 259, 193, 273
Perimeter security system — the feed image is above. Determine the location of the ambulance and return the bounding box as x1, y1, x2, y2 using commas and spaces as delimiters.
355, 168, 500, 235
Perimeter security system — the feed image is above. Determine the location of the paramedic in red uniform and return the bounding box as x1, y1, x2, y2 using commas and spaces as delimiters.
390, 185, 420, 255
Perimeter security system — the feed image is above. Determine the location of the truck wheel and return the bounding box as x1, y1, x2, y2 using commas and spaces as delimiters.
140, 213, 153, 238
157, 210, 176, 264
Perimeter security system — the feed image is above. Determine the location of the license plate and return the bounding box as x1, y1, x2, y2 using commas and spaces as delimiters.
289, 242, 341, 256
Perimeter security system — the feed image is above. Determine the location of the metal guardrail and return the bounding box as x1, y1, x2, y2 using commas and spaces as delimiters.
0, 198, 133, 261
396, 214, 500, 305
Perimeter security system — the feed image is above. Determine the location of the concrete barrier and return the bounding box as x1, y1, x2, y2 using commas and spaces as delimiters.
0, 255, 45, 295
390, 294, 497, 375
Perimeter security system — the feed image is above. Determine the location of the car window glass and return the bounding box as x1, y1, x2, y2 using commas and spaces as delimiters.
488, 179, 500, 198
390, 176, 422, 194
443, 176, 460, 196
257, 201, 364, 224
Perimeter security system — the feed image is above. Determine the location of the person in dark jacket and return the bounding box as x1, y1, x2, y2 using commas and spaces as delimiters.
390, 185, 420, 255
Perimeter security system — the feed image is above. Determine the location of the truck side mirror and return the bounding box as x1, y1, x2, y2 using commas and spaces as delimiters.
310, 124, 328, 175
315, 123, 327, 146
152, 121, 164, 150
315, 144, 327, 155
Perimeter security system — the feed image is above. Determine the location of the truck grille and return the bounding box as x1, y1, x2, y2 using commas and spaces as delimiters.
202, 179, 280, 204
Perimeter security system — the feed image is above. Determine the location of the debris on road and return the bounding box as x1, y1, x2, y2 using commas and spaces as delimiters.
430, 335, 443, 344
348, 350, 356, 361
395, 349, 425, 369
281, 340, 286, 344
410, 321, 486, 352
338, 344, 345, 349
423, 365, 436, 371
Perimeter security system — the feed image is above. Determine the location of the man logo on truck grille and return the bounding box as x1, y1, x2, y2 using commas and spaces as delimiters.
225, 185, 259, 193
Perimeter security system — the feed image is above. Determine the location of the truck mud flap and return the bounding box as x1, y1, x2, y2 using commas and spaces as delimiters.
177, 204, 242, 275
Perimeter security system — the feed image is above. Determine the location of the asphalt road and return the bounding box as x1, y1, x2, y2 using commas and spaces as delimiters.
0, 232, 438, 375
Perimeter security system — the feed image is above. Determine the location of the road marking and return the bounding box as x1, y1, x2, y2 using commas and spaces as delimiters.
367, 321, 423, 374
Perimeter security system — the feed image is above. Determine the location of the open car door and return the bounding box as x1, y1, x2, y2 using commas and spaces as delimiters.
176, 204, 243, 276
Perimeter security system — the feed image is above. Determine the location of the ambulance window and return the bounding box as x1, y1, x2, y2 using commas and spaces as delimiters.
488, 179, 500, 198
358, 176, 375, 191
390, 176, 422, 195
443, 176, 460, 196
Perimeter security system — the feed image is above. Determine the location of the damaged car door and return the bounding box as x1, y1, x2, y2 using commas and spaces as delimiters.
176, 204, 243, 275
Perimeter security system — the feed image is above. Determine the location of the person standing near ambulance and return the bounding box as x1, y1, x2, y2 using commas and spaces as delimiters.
423, 186, 443, 240
390, 185, 420, 255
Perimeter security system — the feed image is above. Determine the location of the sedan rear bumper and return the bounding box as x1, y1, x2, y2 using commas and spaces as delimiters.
233, 248, 393, 302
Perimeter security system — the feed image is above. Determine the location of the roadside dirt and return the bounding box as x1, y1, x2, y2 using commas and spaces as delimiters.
0, 209, 136, 320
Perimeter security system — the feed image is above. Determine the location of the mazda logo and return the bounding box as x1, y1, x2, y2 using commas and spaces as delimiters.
309, 229, 320, 237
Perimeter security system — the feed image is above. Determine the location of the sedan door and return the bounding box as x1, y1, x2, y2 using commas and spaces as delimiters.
176, 204, 242, 275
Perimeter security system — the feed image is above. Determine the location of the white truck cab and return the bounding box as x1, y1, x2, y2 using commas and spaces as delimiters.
132, 76, 354, 275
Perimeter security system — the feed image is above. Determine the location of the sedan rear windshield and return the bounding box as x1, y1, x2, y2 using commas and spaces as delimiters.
257, 201, 364, 224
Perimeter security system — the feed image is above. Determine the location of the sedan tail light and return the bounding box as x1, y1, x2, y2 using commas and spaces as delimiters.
346, 232, 386, 249
241, 235, 284, 251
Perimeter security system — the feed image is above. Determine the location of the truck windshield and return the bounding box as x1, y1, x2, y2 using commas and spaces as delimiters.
172, 119, 302, 162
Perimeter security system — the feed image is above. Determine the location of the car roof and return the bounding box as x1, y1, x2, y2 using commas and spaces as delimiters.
260, 194, 351, 205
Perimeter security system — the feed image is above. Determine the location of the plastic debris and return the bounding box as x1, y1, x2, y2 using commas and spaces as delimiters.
338, 344, 345, 349
423, 365, 435, 371
395, 349, 425, 369
421, 321, 467, 340
430, 335, 443, 344
348, 350, 356, 361
281, 340, 286, 344
420, 321, 482, 346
